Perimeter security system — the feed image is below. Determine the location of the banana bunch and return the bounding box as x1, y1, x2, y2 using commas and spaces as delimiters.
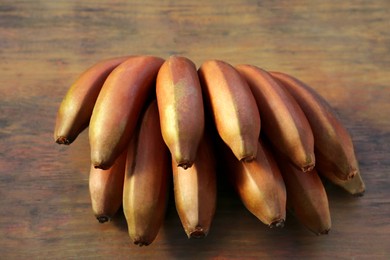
54, 55, 365, 246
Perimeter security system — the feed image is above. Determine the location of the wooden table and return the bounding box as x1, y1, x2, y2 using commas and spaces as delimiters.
1, 0, 389, 259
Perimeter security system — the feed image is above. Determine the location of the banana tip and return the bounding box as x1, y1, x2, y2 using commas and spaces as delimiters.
269, 219, 285, 228
318, 229, 330, 235
93, 164, 111, 170
301, 163, 315, 173
134, 240, 150, 247
351, 190, 365, 197
177, 161, 193, 170
96, 215, 110, 223
187, 227, 207, 239
55, 136, 71, 145
240, 155, 256, 163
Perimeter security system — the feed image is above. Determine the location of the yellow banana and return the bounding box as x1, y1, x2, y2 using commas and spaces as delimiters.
271, 71, 359, 181
236, 64, 315, 172
172, 133, 217, 238
198, 60, 261, 162
54, 56, 131, 144
156, 55, 205, 169
122, 100, 170, 246
89, 56, 164, 170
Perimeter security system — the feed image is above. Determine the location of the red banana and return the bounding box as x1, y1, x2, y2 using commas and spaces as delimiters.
236, 64, 315, 172
89, 56, 164, 169
172, 133, 217, 238
271, 71, 359, 181
122, 100, 170, 246
321, 169, 365, 196
221, 139, 286, 227
198, 60, 261, 162
276, 154, 332, 235
156, 55, 205, 169
88, 150, 127, 223
54, 56, 131, 144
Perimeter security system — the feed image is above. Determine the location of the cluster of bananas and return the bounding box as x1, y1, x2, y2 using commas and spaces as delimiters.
54, 55, 365, 246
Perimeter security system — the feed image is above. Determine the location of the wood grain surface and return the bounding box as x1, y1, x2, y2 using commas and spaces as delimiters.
1, 0, 389, 259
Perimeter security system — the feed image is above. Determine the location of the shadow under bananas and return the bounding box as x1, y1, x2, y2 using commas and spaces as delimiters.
109, 206, 128, 234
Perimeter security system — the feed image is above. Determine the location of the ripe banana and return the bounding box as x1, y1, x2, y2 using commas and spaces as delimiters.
276, 153, 331, 235
122, 100, 170, 246
156, 55, 205, 169
198, 60, 261, 162
89, 56, 164, 170
54, 56, 131, 144
270, 71, 359, 181
89, 150, 127, 223
172, 133, 217, 238
220, 139, 286, 227
236, 65, 315, 172
53, 54, 364, 242
320, 168, 365, 196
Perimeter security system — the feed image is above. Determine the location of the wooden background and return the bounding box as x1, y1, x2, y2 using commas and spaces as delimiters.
1, 0, 389, 259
